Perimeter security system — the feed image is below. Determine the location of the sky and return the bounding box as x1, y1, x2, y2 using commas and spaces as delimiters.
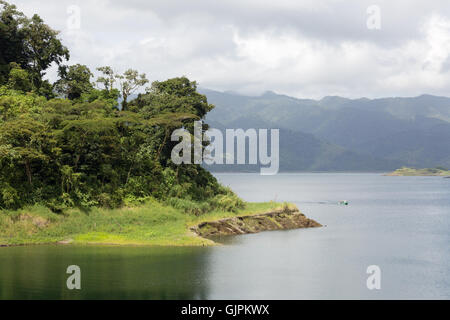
11, 0, 450, 99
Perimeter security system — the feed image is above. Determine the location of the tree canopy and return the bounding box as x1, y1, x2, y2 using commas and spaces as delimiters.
0, 1, 69, 89
0, 1, 243, 213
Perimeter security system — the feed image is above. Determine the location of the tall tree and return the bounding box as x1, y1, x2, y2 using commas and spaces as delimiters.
96, 66, 116, 91
54, 64, 93, 100
22, 14, 70, 88
0, 0, 27, 84
149, 77, 214, 118
115, 69, 149, 111
0, 1, 69, 88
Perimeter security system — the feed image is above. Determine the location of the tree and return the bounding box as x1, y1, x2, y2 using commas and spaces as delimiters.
0, 2, 236, 211
115, 69, 149, 111
0, 86, 46, 123
96, 67, 149, 111
0, 76, 234, 210
93, 66, 120, 108
0, 1, 69, 89
54, 64, 94, 100
22, 14, 70, 88
129, 77, 214, 161
142, 77, 214, 118
96, 66, 116, 91
6, 62, 32, 92
0, 0, 27, 84
0, 117, 51, 185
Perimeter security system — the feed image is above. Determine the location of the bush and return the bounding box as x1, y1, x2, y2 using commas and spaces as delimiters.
208, 193, 245, 213
166, 191, 245, 215
0, 183, 20, 209
166, 198, 210, 215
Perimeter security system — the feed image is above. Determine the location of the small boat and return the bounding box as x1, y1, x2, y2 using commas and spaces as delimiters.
338, 200, 349, 205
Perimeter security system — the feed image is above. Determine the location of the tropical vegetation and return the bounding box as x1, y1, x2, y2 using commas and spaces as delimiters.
0, 0, 244, 217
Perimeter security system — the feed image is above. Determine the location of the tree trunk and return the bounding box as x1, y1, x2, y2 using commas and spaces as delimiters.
121, 93, 128, 111
74, 154, 80, 171
156, 128, 169, 162
25, 160, 32, 185
126, 163, 133, 184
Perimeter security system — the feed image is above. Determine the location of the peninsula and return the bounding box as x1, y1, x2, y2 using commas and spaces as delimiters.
0, 202, 320, 247
387, 167, 450, 176
0, 2, 323, 248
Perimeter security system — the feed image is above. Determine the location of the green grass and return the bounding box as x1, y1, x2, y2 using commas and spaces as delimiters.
0, 200, 282, 246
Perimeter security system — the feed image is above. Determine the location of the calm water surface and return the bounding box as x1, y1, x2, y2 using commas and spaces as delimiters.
0, 173, 449, 299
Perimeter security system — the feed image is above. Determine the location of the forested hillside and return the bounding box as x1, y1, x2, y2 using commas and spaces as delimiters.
0, 1, 243, 212
202, 89, 450, 171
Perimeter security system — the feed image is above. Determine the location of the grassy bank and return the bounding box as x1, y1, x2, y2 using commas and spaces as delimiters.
0, 200, 282, 246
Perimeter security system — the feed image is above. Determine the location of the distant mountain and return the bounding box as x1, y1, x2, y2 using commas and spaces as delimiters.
200, 89, 450, 171
203, 118, 400, 172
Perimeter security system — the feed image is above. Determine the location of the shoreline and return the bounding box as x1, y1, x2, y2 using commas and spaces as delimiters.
191, 207, 321, 238
386, 167, 450, 176
0, 202, 320, 248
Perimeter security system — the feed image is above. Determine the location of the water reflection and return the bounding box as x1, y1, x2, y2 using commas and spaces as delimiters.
0, 245, 212, 300
1, 174, 449, 299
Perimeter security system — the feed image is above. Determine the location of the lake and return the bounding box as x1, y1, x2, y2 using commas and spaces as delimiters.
0, 173, 449, 299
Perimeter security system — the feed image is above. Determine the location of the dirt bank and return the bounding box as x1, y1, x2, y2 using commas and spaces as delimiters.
191, 206, 321, 237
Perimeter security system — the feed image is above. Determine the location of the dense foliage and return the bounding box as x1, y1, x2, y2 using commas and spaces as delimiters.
0, 1, 243, 212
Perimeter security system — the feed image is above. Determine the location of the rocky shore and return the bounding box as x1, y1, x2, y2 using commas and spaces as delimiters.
191, 206, 321, 237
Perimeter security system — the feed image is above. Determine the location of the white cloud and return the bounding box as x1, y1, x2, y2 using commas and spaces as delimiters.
10, 0, 450, 98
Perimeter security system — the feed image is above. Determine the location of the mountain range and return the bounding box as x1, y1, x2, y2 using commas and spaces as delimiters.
200, 89, 450, 172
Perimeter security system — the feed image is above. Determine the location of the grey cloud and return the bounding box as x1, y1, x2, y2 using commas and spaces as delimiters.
11, 0, 450, 98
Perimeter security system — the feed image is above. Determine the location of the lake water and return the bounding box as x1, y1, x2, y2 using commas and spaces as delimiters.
0, 173, 449, 299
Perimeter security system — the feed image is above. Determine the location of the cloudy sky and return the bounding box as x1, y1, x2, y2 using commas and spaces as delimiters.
12, 0, 450, 99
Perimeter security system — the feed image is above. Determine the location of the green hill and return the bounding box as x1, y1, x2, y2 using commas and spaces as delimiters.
202, 89, 450, 171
